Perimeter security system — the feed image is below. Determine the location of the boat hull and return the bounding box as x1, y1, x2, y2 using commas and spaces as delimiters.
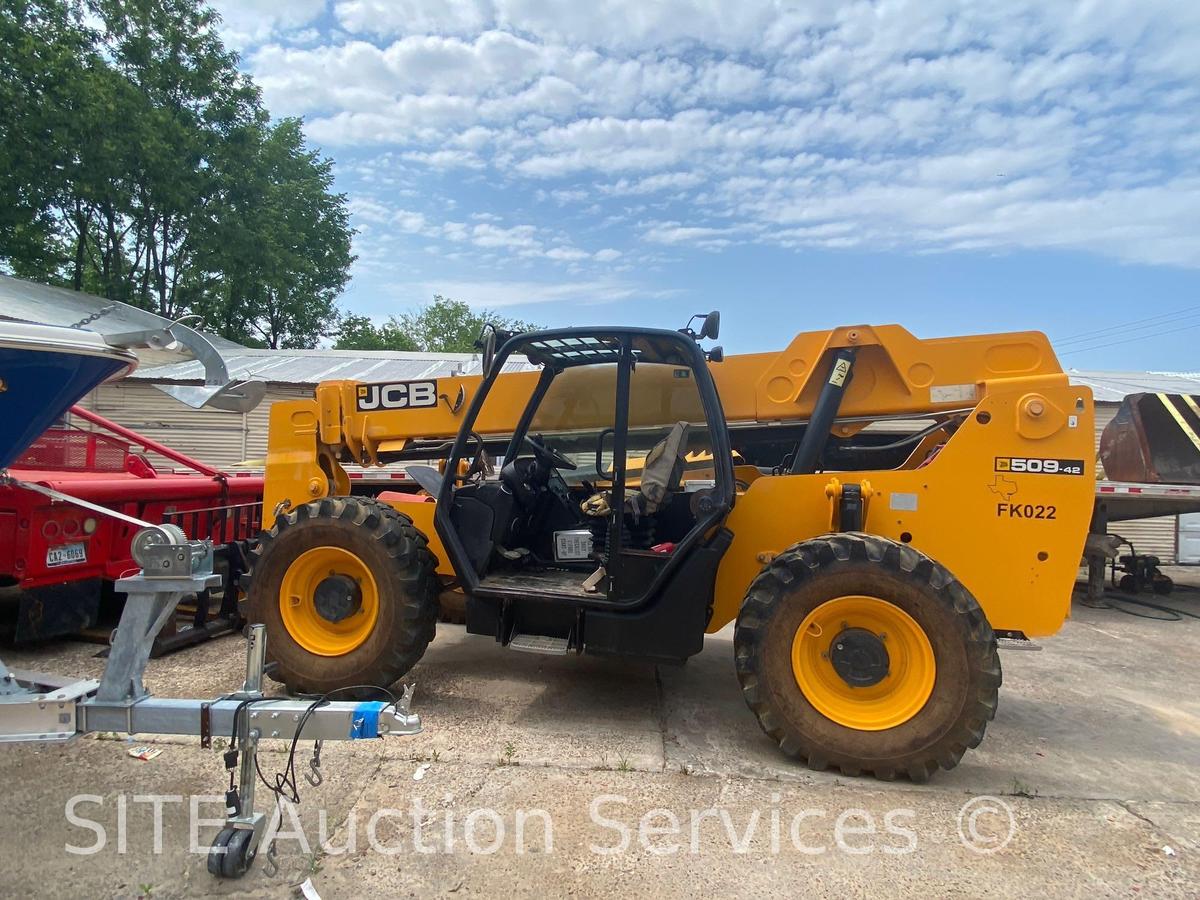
0, 322, 137, 468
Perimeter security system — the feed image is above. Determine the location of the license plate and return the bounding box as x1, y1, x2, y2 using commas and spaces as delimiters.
46, 542, 87, 567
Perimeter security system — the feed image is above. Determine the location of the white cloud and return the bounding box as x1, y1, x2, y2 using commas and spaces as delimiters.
401, 149, 485, 169
543, 247, 591, 261
404, 278, 645, 307
470, 222, 540, 251
209, 0, 325, 50
249, 1, 1200, 269
335, 0, 492, 38
333, 0, 811, 52
641, 221, 741, 251
347, 198, 625, 267
602, 171, 705, 195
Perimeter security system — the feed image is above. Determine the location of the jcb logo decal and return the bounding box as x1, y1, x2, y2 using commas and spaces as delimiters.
356, 380, 439, 411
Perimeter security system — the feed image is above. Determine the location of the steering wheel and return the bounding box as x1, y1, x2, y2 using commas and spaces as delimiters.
523, 434, 577, 470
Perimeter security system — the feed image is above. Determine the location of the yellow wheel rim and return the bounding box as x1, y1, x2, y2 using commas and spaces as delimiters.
279, 546, 379, 657
791, 595, 935, 731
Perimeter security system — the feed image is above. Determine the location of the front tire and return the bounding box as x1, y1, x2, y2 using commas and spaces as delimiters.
734, 533, 1001, 781
247, 497, 439, 695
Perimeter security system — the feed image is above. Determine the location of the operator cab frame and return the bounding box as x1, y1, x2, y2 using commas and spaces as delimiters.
433, 326, 735, 653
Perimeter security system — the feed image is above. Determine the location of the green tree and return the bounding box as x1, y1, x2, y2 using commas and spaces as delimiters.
195, 118, 355, 348
334, 296, 540, 353
0, 0, 354, 348
0, 0, 94, 279
85, 0, 264, 317
334, 314, 417, 351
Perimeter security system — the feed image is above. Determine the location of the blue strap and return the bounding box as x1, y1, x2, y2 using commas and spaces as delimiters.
348, 701, 387, 739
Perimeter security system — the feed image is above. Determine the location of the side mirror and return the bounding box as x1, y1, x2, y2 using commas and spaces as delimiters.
706, 345, 724, 363
700, 310, 720, 340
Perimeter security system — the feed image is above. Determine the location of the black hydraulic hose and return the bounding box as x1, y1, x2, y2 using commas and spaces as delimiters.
790, 347, 857, 474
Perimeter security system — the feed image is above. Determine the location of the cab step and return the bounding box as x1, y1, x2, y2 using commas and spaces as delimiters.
996, 632, 1042, 651
508, 633, 571, 655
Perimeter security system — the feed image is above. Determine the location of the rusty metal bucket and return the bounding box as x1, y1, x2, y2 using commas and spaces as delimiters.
1100, 393, 1200, 484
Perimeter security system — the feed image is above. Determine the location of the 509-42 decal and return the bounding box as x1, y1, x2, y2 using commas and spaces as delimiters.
994, 457, 1085, 475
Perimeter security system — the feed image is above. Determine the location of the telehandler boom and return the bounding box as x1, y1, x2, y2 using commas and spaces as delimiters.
251, 317, 1095, 780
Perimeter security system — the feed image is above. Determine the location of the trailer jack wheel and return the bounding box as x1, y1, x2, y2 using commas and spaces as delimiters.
207, 826, 258, 879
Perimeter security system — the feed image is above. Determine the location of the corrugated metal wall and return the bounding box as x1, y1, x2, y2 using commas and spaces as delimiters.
78, 381, 312, 471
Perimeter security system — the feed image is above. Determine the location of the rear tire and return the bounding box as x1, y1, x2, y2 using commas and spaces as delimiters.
734, 532, 1001, 782
247, 497, 439, 696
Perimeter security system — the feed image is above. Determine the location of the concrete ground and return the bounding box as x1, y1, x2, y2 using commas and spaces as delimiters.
1, 573, 1198, 898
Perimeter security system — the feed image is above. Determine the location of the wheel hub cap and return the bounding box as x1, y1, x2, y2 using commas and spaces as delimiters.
313, 574, 362, 623
829, 627, 890, 687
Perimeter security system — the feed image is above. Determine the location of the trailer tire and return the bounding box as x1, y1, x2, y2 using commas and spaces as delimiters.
734, 533, 1001, 782
246, 497, 439, 697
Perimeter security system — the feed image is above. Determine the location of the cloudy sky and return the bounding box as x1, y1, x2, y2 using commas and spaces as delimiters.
211, 0, 1200, 369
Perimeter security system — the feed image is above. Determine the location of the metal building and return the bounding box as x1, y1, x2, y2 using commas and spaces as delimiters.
76, 348, 536, 470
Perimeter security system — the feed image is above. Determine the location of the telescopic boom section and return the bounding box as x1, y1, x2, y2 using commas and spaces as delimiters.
261, 323, 1073, 518
319, 324, 1067, 459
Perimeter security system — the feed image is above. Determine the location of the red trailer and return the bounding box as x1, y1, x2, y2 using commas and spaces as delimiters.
0, 406, 263, 646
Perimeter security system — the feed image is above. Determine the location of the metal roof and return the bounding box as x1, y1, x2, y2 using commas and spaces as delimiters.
128, 348, 1200, 396
129, 348, 536, 385
1067, 370, 1200, 403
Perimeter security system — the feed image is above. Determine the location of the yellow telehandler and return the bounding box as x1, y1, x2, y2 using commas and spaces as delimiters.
249, 316, 1095, 780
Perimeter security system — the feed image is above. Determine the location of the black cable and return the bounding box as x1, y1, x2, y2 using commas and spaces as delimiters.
251, 685, 401, 808
1059, 320, 1200, 354
1075, 577, 1200, 621
1095, 590, 1200, 621
228, 696, 276, 749
1055, 303, 1200, 345
1094, 591, 1184, 620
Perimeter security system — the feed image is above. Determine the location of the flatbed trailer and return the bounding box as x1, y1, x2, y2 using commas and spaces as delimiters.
1084, 480, 1200, 602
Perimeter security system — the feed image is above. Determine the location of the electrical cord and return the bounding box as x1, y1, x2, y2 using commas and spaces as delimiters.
1080, 588, 1200, 621
219, 685, 400, 819
251, 685, 401, 807
1055, 303, 1200, 346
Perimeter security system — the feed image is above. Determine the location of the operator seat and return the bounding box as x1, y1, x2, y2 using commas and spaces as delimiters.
581, 421, 691, 521
578, 421, 690, 592
627, 421, 690, 521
